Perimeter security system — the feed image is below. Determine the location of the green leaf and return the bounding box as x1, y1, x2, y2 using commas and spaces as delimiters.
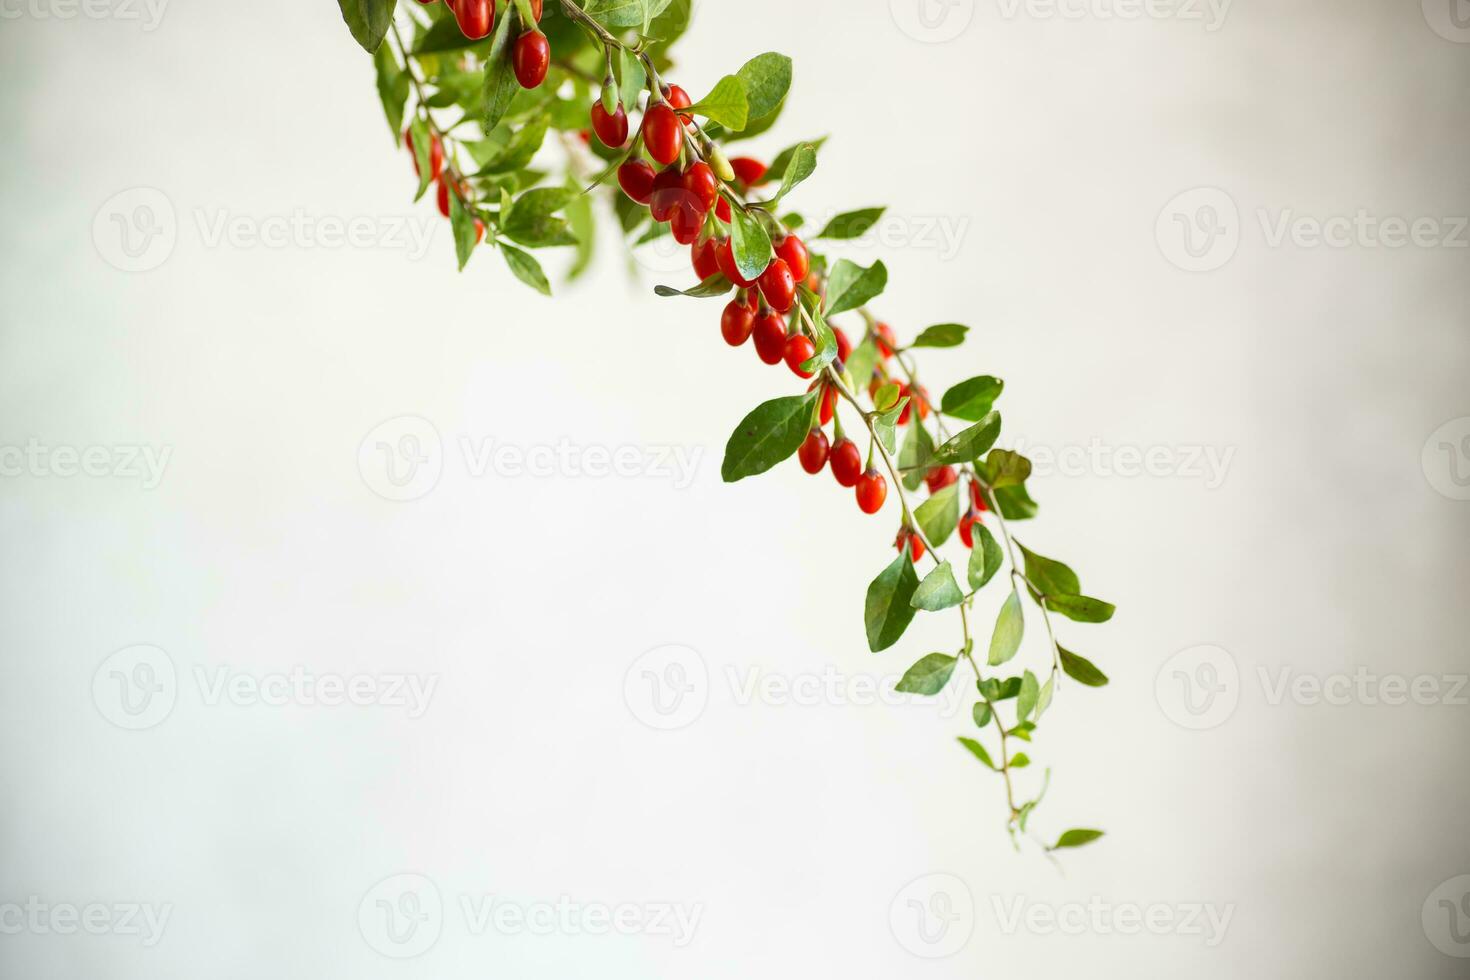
799, 296, 837, 374
968, 524, 1004, 591
844, 336, 879, 387
736, 52, 792, 121
688, 75, 749, 130
972, 702, 992, 728
408, 118, 434, 202
564, 175, 596, 280
895, 653, 958, 696
914, 483, 960, 549
647, 0, 691, 43
898, 420, 934, 492
1052, 829, 1105, 850
994, 484, 1039, 520
1018, 543, 1080, 598
932, 412, 1002, 466
912, 323, 969, 349
481, 12, 520, 133
338, 0, 396, 52
816, 207, 885, 240
979, 676, 1024, 701
654, 274, 735, 298
1016, 670, 1040, 723
825, 259, 888, 317
481, 114, 550, 175
1045, 595, 1116, 624
1010, 753, 1032, 768
500, 243, 550, 295
721, 390, 819, 483
872, 399, 906, 456
413, 16, 486, 54
502, 185, 577, 247
448, 190, 478, 271
957, 736, 996, 770
941, 376, 1004, 421
765, 137, 827, 184
984, 449, 1032, 488
729, 207, 773, 283
1034, 676, 1055, 721
1059, 648, 1109, 687
865, 550, 921, 653
582, 0, 652, 28
617, 49, 646, 112
988, 589, 1025, 666
873, 383, 902, 413
766, 143, 817, 206
372, 42, 410, 140
911, 562, 964, 612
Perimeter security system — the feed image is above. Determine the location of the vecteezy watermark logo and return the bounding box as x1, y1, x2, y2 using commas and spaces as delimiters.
1424, 875, 1470, 958
891, 0, 976, 43
1156, 187, 1240, 272
889, 873, 974, 958
1423, 0, 1470, 43
0, 0, 169, 31
994, 0, 1232, 30
359, 874, 443, 959
92, 187, 177, 273
1155, 644, 1239, 730
358, 416, 444, 503
623, 645, 709, 731
1422, 417, 1470, 501
990, 896, 1234, 945
0, 897, 173, 946
92, 645, 178, 730
0, 439, 172, 488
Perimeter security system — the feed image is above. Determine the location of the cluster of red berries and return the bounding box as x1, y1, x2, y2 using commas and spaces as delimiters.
419, 0, 551, 89
403, 128, 488, 240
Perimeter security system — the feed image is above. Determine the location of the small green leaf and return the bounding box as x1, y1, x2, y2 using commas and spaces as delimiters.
768, 142, 817, 205
502, 185, 577, 247
481, 114, 550, 175
968, 524, 1004, 591
825, 259, 887, 317
582, 0, 653, 28
372, 42, 410, 140
481, 11, 519, 132
899, 421, 935, 492
941, 376, 1004, 421
932, 412, 1002, 466
988, 589, 1025, 666
911, 561, 964, 612
865, 550, 921, 652
688, 75, 749, 130
1016, 670, 1040, 723
765, 137, 827, 183
654, 274, 735, 298
1018, 543, 1081, 598
873, 383, 901, 413
972, 702, 993, 728
816, 207, 885, 240
1034, 676, 1055, 721
736, 52, 792, 122
844, 336, 879, 387
984, 449, 1032, 488
729, 207, 773, 283
914, 483, 960, 549
994, 483, 1039, 520
1052, 829, 1105, 850
798, 296, 837, 374
872, 399, 906, 456
617, 50, 646, 112
957, 736, 996, 770
721, 390, 820, 483
337, 0, 396, 52
500, 243, 550, 295
408, 118, 434, 202
895, 653, 958, 695
1009, 753, 1032, 769
1059, 648, 1109, 687
1045, 595, 1116, 624
912, 323, 968, 349
448, 190, 478, 271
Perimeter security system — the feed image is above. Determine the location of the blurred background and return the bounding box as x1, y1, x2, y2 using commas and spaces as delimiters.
2, 0, 1468, 976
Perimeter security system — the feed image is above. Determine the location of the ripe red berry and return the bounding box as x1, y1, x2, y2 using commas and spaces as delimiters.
642, 103, 682, 165
435, 175, 461, 218
715, 197, 732, 222
666, 84, 693, 122
798, 428, 830, 474
752, 311, 787, 365
969, 480, 990, 513
829, 438, 862, 488
759, 258, 796, 313
958, 509, 982, 549
590, 101, 628, 147
405, 129, 444, 180
895, 528, 926, 563
721, 299, 755, 346
730, 156, 768, 186
682, 162, 718, 213
513, 31, 550, 88
856, 469, 888, 514
691, 236, 721, 281
783, 334, 816, 378
925, 465, 958, 494
670, 201, 703, 244
774, 235, 810, 282
649, 166, 684, 223
454, 0, 493, 39
715, 238, 757, 288
473, 218, 485, 244
875, 321, 898, 358
808, 380, 836, 425
617, 159, 656, 204
833, 326, 852, 366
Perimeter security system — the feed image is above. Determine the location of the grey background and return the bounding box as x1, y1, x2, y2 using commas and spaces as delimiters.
1, 0, 1468, 976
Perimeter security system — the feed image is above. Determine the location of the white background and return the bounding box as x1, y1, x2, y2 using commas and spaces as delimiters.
2, 0, 1468, 976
